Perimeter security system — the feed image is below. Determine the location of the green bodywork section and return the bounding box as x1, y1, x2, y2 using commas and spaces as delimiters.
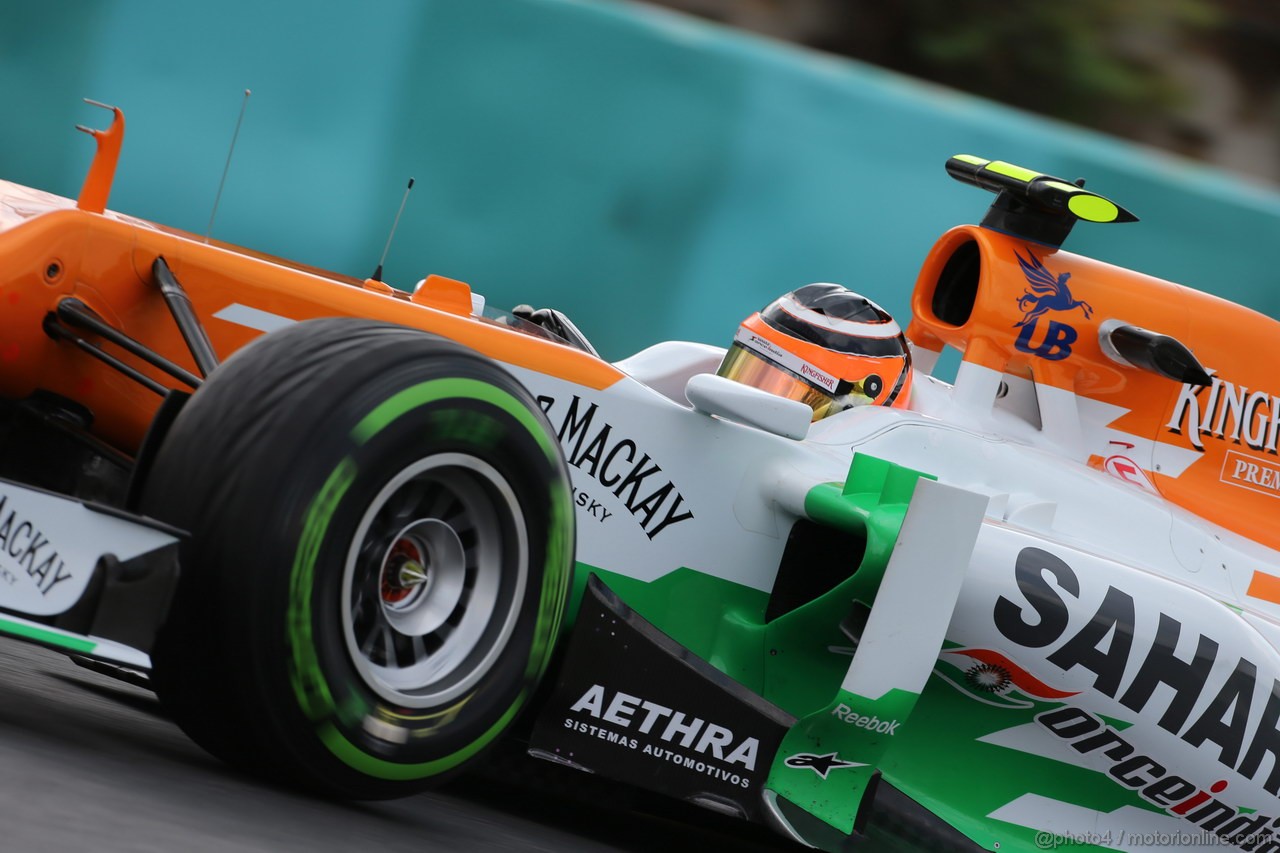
570, 454, 945, 841
888, 651, 1162, 851
569, 566, 771, 690
768, 686, 920, 834
569, 453, 1166, 851
569, 454, 933, 717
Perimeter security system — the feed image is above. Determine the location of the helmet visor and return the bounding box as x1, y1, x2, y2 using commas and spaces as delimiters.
717, 343, 876, 421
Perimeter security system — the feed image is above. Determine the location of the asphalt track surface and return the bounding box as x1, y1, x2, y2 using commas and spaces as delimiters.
0, 636, 928, 853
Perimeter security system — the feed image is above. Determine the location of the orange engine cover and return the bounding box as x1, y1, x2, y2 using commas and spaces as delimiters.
907, 224, 1280, 552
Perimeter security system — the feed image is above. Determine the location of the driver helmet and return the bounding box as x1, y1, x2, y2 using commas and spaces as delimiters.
716, 283, 912, 420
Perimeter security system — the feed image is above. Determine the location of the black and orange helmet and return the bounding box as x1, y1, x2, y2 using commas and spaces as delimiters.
716, 283, 912, 420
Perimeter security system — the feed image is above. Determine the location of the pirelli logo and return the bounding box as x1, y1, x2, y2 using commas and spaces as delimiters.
1221, 450, 1280, 499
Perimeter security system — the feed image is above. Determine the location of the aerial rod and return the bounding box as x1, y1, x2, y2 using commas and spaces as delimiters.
370, 177, 415, 282
205, 88, 252, 243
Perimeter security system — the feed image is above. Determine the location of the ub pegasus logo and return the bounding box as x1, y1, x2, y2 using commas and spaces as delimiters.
1012, 249, 1091, 361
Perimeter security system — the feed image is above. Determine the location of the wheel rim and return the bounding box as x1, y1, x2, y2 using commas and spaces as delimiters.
341, 453, 529, 708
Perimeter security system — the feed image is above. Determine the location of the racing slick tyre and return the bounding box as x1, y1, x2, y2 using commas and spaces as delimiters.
141, 318, 575, 799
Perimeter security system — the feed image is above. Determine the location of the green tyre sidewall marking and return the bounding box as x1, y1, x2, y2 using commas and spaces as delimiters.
288, 377, 573, 781
353, 378, 562, 462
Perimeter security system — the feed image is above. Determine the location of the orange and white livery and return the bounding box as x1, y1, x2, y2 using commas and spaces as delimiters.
6, 107, 1280, 852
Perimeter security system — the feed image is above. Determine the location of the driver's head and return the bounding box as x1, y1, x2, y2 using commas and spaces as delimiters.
716, 283, 912, 420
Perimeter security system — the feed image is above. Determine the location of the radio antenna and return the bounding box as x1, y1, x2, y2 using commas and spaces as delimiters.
370, 177, 414, 282
205, 88, 252, 243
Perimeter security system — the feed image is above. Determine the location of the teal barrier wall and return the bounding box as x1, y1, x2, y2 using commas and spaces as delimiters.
3, 0, 1278, 360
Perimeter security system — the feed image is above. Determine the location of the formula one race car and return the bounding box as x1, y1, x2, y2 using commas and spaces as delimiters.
2, 102, 1279, 853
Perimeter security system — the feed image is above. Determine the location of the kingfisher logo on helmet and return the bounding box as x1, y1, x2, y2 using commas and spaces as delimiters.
717, 283, 913, 420
799, 363, 839, 393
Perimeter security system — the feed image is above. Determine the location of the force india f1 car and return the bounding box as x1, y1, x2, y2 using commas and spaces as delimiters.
2, 103, 1280, 853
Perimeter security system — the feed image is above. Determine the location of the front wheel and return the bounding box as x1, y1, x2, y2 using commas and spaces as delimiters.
143, 318, 574, 798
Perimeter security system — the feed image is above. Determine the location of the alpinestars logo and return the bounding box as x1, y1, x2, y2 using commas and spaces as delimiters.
784, 752, 862, 779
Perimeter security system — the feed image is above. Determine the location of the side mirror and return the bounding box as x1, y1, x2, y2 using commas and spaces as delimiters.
1099, 321, 1212, 386
685, 373, 811, 441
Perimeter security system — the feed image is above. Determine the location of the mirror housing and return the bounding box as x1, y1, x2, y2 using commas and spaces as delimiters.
685, 373, 811, 441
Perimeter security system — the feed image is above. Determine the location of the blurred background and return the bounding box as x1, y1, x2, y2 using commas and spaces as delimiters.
646, 0, 1280, 185
2, 0, 1278, 361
